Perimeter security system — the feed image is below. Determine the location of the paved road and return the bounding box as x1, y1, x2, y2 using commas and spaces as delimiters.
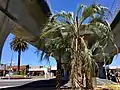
0, 78, 68, 90
0, 80, 33, 88
0, 79, 62, 90
0, 77, 116, 90
0, 78, 57, 90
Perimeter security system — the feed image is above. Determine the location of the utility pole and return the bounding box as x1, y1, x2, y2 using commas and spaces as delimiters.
10, 52, 13, 67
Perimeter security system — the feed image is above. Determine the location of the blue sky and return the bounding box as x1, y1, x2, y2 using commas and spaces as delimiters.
111, 53, 120, 66
1, 0, 119, 66
1, 34, 57, 66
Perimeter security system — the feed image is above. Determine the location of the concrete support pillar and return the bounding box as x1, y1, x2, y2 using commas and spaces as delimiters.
63, 69, 68, 80
0, 12, 14, 63
97, 62, 106, 79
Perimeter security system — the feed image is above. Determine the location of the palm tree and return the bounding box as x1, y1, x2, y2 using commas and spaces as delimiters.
10, 37, 28, 75
37, 4, 118, 89
36, 28, 70, 88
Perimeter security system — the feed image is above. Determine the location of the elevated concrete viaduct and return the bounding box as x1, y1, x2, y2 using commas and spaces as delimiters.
0, 0, 51, 62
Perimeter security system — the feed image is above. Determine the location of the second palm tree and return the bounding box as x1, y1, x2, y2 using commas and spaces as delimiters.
10, 37, 28, 75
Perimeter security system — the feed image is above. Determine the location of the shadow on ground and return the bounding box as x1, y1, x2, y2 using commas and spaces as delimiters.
1, 78, 68, 90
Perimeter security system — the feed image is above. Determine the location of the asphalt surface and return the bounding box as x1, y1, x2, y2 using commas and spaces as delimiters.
0, 80, 34, 88
0, 78, 68, 90
0, 77, 116, 90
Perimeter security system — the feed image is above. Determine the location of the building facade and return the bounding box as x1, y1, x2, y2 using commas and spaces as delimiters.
29, 66, 57, 76
0, 64, 7, 76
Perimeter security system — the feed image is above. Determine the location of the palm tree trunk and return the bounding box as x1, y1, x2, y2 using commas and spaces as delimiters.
18, 49, 21, 75
85, 71, 93, 90
56, 54, 61, 89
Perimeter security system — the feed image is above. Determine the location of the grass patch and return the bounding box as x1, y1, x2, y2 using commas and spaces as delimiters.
95, 84, 120, 90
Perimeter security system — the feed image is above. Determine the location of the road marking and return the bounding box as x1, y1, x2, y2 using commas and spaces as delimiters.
0, 78, 54, 82
0, 86, 17, 89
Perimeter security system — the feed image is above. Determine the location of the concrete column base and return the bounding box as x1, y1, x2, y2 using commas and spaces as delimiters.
97, 62, 106, 79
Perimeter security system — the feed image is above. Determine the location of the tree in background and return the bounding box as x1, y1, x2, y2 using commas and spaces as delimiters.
10, 37, 28, 75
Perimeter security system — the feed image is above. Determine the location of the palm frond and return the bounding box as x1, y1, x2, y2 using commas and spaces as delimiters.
10, 37, 28, 52
76, 4, 84, 17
